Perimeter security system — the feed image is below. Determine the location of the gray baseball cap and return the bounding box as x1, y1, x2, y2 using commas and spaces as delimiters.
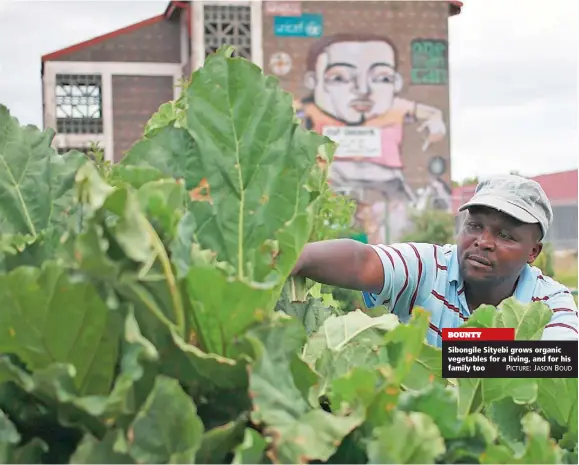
459, 174, 553, 238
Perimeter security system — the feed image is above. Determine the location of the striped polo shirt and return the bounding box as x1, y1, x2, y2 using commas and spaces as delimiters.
362, 242, 578, 348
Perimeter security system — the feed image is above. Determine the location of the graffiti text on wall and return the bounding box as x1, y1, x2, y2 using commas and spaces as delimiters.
410, 39, 448, 85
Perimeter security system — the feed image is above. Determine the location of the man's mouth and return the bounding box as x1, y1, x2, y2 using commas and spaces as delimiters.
350, 99, 373, 113
466, 254, 493, 268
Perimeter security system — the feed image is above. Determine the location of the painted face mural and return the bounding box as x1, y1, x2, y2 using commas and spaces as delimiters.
301, 34, 447, 168
307, 40, 398, 124
295, 34, 451, 243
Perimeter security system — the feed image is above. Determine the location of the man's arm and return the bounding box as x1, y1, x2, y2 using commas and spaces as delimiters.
292, 239, 384, 294
542, 289, 578, 340
293, 240, 437, 321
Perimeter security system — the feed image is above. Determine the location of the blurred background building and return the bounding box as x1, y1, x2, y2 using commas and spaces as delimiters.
40, 0, 463, 244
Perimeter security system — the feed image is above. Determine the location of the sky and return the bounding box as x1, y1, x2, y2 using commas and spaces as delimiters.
0, 0, 577, 182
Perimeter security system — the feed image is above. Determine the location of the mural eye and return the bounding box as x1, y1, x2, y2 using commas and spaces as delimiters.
325, 73, 349, 84
373, 73, 394, 83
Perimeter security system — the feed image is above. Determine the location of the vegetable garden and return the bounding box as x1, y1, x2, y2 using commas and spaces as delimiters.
0, 47, 576, 464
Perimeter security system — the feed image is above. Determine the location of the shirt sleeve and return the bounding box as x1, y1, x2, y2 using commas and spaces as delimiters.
541, 289, 578, 341
362, 242, 435, 323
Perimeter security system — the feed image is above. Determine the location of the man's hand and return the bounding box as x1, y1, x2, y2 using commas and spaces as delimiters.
292, 239, 384, 295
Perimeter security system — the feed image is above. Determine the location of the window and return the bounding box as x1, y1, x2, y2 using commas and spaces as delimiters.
55, 74, 103, 134
203, 4, 252, 60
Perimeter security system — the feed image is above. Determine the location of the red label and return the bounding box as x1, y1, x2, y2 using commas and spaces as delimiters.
265, 2, 302, 16
442, 328, 515, 341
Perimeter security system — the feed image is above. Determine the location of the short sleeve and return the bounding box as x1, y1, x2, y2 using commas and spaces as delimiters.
541, 289, 578, 340
362, 242, 435, 322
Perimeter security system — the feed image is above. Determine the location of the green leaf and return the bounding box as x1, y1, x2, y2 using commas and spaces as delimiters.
0, 408, 21, 462
536, 377, 577, 433
0, 307, 156, 434
0, 262, 119, 395
383, 308, 432, 385
497, 298, 552, 340
328, 367, 379, 415
184, 256, 279, 356
120, 126, 198, 189
196, 417, 246, 464
485, 397, 528, 449
402, 342, 444, 391
246, 316, 363, 464
127, 375, 204, 464
8, 438, 48, 464
399, 383, 462, 438
481, 412, 563, 464
232, 429, 267, 464
302, 310, 399, 365
482, 377, 538, 405
181, 48, 331, 283
366, 411, 446, 464
442, 413, 499, 463
460, 304, 496, 328
159, 327, 250, 419
275, 281, 333, 335
70, 430, 134, 464
136, 178, 187, 239
0, 104, 86, 237
462, 299, 552, 340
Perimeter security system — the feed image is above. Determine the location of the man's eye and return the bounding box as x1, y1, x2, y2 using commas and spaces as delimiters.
499, 231, 513, 240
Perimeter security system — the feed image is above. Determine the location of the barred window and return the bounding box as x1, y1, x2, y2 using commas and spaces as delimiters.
203, 4, 251, 60
55, 74, 103, 134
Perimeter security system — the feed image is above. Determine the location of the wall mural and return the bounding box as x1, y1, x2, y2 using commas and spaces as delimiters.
293, 33, 452, 243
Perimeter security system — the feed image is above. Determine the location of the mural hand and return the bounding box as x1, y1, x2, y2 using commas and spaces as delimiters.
417, 118, 446, 152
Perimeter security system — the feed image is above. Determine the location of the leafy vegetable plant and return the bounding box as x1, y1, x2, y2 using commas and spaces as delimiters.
0, 47, 575, 464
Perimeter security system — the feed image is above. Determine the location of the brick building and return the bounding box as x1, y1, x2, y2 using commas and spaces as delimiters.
41, 0, 462, 243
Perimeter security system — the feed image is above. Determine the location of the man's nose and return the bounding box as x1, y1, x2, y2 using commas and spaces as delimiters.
474, 230, 495, 250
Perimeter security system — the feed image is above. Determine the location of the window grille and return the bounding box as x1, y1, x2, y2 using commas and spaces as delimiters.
55, 74, 103, 134
203, 4, 252, 60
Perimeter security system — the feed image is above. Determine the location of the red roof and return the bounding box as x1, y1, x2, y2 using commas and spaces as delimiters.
452, 169, 578, 213
41, 1, 461, 65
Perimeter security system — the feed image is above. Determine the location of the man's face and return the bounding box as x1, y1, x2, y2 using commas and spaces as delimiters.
457, 206, 543, 285
310, 41, 397, 124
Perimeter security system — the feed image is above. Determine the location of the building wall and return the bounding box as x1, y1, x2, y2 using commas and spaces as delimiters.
261, 1, 453, 243
112, 75, 176, 161
42, 18, 182, 162
53, 17, 182, 63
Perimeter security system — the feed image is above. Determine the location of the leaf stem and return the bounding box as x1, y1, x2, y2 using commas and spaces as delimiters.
125, 282, 179, 331
143, 221, 186, 338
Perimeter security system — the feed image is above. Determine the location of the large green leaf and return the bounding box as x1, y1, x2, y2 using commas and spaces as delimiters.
0, 105, 86, 237
246, 316, 363, 464
0, 262, 119, 395
481, 412, 563, 464
366, 411, 446, 464
127, 375, 204, 464
180, 47, 331, 282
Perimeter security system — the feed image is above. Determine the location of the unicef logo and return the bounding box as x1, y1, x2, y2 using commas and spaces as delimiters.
305, 21, 322, 37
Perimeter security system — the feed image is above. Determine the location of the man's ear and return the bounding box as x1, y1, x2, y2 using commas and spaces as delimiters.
528, 241, 543, 264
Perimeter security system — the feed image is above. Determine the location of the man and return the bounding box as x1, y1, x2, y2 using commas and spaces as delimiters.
292, 175, 578, 347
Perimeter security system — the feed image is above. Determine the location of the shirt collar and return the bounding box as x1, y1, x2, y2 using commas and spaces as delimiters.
448, 244, 461, 284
